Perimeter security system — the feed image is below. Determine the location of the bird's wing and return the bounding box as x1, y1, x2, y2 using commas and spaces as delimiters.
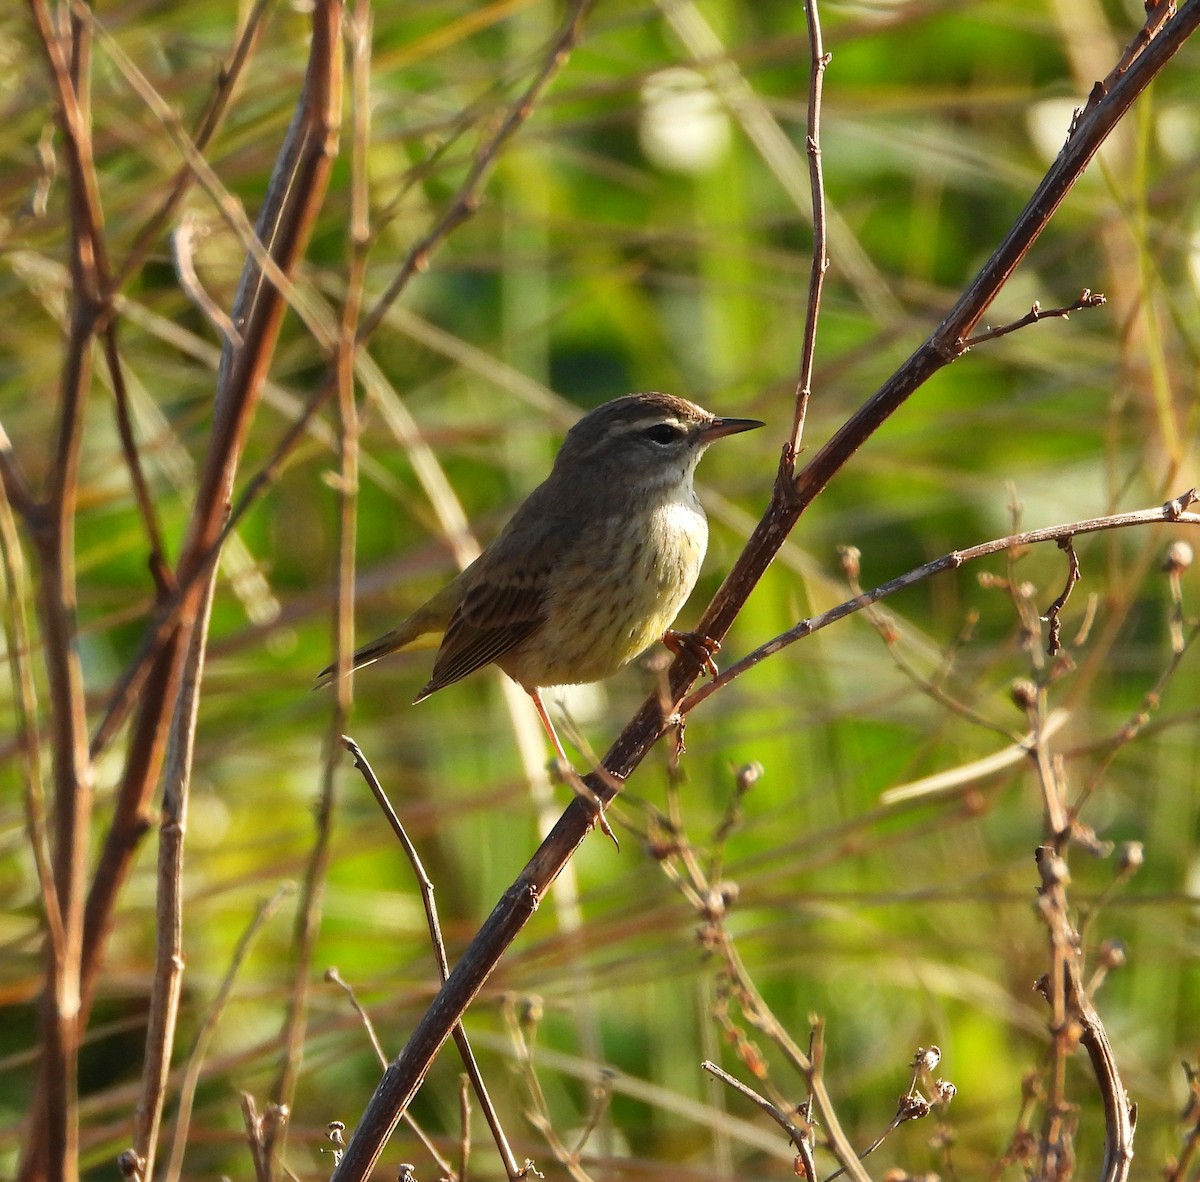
416, 561, 549, 698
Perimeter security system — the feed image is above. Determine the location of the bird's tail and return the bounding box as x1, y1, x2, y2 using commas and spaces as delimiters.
314, 618, 430, 689
313, 578, 461, 689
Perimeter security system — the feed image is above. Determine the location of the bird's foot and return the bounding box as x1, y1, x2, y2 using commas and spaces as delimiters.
662, 629, 722, 678
553, 759, 620, 850
594, 803, 619, 851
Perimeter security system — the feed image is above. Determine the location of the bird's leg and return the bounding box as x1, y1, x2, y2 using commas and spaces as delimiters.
529, 688, 619, 849
529, 687, 570, 765
662, 629, 722, 678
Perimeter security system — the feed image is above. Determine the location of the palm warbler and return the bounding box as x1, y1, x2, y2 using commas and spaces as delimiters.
318, 392, 762, 759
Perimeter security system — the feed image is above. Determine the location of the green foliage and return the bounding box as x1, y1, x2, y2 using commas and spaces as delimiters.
1, 1, 1198, 1179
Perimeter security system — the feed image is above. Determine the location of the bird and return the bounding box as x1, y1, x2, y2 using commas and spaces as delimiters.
317, 392, 763, 761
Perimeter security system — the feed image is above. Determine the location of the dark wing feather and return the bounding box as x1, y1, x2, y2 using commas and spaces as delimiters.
416, 567, 549, 698
415, 477, 585, 700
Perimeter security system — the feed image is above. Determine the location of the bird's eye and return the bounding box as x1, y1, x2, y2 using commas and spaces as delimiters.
643, 422, 685, 445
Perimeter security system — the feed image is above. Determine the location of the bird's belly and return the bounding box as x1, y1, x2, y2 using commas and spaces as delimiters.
500, 501, 708, 689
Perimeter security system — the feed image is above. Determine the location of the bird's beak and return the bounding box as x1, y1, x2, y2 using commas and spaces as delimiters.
702, 415, 765, 442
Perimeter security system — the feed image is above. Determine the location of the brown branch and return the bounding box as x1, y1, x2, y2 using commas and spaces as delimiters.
80, 0, 343, 1049
87, 369, 340, 763
328, 8, 1200, 1177
1034, 848, 1136, 1182
786, 0, 829, 461
963, 290, 1106, 348
84, 0, 587, 765
342, 738, 525, 1180
21, 2, 107, 1174
682, 499, 1200, 715
269, 10, 359, 1166
13, 1, 339, 1172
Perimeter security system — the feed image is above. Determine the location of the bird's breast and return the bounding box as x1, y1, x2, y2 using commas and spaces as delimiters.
498, 492, 709, 689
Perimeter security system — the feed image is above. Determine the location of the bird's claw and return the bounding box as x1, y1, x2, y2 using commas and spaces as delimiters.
662, 629, 722, 678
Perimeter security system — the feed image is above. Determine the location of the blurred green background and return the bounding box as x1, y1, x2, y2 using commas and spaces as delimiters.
1, 0, 1198, 1177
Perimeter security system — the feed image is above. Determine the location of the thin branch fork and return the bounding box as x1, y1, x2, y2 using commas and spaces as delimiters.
681, 497, 1200, 714
1034, 848, 1136, 1182
963, 290, 1106, 348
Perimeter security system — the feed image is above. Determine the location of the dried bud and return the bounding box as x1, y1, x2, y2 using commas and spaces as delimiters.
520, 995, 545, 1028
934, 1079, 957, 1104
1117, 841, 1144, 875
1162, 540, 1193, 573
117, 1150, 144, 1180
1010, 678, 1038, 711
838, 544, 861, 581
897, 1092, 932, 1122
1037, 849, 1071, 888
703, 882, 738, 919
736, 762, 763, 793
1097, 939, 1127, 970
913, 1045, 941, 1073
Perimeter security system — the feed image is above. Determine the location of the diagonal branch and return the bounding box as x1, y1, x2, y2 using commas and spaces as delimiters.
328, 6, 1200, 1178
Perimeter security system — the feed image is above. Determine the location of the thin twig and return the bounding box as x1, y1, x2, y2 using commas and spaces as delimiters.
98, 323, 173, 593
22, 2, 106, 1171
1042, 538, 1081, 656
787, 0, 830, 462
84, 0, 587, 765
501, 996, 590, 1182
0, 471, 63, 957
356, 0, 594, 343
75, 1, 340, 356
130, 578, 218, 1182
325, 969, 458, 1177
837, 545, 1026, 745
172, 215, 242, 347
1034, 848, 1136, 1182
962, 290, 1106, 347
79, 0, 342, 1051
341, 737, 525, 1179
269, 4, 361, 1165
1069, 616, 1200, 819
702, 1061, 816, 1182
162, 886, 295, 1182
113, 0, 273, 290
681, 501, 1200, 715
